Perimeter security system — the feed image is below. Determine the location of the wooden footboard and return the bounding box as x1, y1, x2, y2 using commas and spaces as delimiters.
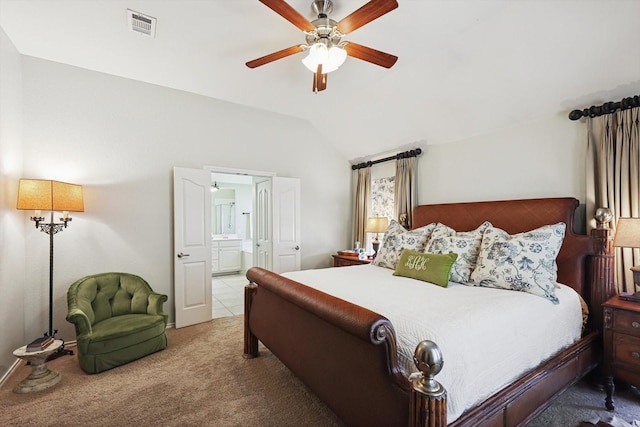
245, 267, 411, 427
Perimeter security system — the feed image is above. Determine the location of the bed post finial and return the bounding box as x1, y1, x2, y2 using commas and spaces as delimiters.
409, 340, 447, 427
595, 207, 613, 229
590, 208, 616, 334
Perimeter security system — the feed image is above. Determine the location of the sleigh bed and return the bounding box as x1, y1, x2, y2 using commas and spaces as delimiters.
243, 197, 616, 427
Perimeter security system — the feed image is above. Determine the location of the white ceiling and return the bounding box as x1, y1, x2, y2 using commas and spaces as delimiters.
1, 0, 639, 161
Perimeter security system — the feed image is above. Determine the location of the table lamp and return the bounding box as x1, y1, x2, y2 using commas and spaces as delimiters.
612, 217, 640, 301
366, 217, 389, 258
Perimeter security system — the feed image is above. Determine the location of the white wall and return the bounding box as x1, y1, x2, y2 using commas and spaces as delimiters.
20, 56, 351, 341
416, 114, 586, 205
0, 27, 25, 376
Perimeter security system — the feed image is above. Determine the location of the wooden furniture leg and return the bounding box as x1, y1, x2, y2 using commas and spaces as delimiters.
243, 283, 259, 359
604, 375, 615, 410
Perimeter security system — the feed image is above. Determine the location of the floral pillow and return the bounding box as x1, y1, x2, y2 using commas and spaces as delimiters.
425, 221, 492, 284
373, 220, 436, 270
469, 222, 566, 304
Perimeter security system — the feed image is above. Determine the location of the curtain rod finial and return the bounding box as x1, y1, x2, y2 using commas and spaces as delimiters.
568, 110, 583, 120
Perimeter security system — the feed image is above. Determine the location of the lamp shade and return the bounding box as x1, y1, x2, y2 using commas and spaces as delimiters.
17, 179, 84, 212
613, 218, 640, 248
365, 217, 389, 234
302, 43, 347, 74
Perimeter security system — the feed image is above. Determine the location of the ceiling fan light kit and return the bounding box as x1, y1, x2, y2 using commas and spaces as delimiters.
302, 43, 346, 74
247, 0, 398, 93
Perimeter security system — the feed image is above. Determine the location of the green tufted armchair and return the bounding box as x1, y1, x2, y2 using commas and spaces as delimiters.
66, 272, 168, 374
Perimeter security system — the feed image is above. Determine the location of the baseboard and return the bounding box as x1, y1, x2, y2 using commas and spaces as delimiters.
0, 358, 22, 389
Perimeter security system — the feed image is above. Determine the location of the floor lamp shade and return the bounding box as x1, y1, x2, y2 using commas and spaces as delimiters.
17, 179, 84, 212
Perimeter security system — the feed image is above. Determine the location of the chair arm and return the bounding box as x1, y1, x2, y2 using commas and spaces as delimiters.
148, 292, 168, 323
66, 309, 93, 336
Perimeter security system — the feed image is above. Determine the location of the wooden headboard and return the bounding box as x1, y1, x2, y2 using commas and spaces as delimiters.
412, 197, 592, 296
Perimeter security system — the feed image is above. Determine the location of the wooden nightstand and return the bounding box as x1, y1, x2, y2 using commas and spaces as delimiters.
602, 296, 640, 410
332, 254, 371, 267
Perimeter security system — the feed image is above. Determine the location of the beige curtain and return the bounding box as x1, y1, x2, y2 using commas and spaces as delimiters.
586, 106, 640, 293
353, 167, 371, 248
394, 157, 416, 229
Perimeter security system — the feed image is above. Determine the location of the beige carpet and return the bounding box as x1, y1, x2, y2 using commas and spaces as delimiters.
0, 316, 342, 427
1, 316, 638, 427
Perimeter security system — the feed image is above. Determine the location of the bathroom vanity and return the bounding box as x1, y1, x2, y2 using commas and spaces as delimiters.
212, 237, 242, 275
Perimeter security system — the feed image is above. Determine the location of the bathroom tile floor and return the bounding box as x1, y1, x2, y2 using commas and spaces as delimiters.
212, 273, 247, 318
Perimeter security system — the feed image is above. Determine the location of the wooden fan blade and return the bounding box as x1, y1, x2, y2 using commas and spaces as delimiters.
313, 65, 327, 93
259, 0, 315, 32
336, 0, 398, 34
344, 42, 397, 68
246, 45, 305, 68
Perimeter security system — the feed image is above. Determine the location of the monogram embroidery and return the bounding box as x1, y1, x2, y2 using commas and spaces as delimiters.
405, 255, 431, 271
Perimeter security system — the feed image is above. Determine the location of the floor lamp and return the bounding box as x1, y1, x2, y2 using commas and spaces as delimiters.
17, 179, 84, 358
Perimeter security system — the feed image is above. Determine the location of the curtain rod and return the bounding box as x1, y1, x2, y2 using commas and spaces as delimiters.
351, 148, 422, 170
568, 94, 640, 120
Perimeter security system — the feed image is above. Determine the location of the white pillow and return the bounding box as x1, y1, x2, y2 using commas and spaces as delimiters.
373, 220, 436, 270
425, 221, 492, 284
469, 223, 566, 304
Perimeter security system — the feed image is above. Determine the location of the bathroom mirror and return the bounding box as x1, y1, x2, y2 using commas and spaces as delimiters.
212, 188, 236, 235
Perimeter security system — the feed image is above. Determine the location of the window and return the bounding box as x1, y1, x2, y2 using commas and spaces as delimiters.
371, 177, 394, 219
367, 162, 395, 253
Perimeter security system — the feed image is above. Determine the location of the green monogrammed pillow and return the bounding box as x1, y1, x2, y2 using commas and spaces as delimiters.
393, 249, 458, 287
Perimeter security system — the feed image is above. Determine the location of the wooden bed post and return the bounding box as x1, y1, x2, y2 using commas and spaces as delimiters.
243, 283, 259, 359
409, 340, 447, 427
589, 208, 616, 334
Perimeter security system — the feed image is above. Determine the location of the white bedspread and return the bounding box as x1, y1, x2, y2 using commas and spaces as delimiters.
282, 264, 583, 423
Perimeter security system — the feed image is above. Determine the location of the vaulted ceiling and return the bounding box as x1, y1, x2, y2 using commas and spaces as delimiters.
1, 0, 639, 161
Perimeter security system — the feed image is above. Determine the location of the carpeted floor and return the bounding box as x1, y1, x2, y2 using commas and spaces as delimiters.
527, 378, 639, 427
1, 315, 638, 426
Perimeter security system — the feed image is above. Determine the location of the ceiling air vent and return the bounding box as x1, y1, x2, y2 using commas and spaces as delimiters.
127, 9, 156, 38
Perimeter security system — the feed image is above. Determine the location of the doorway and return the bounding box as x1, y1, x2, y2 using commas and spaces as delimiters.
174, 166, 301, 326
208, 168, 274, 275
208, 168, 272, 319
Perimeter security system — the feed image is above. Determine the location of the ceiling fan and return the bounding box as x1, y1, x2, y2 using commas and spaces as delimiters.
246, 0, 398, 93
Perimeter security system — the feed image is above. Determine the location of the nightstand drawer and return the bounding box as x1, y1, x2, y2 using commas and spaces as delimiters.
613, 333, 640, 368
614, 310, 640, 337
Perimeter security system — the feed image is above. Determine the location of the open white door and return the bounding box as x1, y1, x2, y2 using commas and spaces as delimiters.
173, 167, 212, 328
272, 177, 301, 273
255, 178, 272, 270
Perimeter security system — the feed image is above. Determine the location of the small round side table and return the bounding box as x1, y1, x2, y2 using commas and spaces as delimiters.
12, 339, 63, 393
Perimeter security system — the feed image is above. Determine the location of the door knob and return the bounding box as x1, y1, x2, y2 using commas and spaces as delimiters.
294, 245, 300, 250
177, 252, 190, 258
